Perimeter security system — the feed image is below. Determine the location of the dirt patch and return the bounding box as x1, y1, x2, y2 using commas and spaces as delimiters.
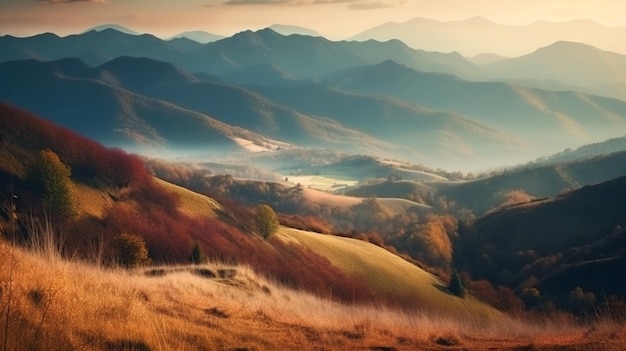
205, 307, 229, 319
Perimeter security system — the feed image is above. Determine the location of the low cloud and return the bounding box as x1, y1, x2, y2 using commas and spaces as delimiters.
219, 0, 386, 6
349, 1, 396, 10
220, 0, 290, 5
38, 0, 107, 4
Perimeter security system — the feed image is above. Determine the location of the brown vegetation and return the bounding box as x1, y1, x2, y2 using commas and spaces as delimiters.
2, 237, 625, 351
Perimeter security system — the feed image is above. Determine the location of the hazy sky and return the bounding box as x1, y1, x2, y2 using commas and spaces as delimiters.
1, 0, 625, 39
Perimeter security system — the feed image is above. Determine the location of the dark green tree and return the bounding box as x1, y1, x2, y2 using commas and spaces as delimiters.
30, 149, 76, 219
255, 204, 279, 240
448, 269, 466, 297
189, 241, 206, 265
113, 233, 150, 268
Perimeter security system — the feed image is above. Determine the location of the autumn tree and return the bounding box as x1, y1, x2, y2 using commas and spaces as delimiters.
448, 269, 466, 297
189, 241, 206, 265
29, 149, 76, 219
405, 216, 453, 268
113, 232, 150, 268
255, 204, 279, 240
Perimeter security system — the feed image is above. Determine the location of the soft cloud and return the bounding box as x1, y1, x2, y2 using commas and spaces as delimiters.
220, 0, 367, 6
38, 0, 106, 4
349, 1, 396, 10
220, 0, 290, 5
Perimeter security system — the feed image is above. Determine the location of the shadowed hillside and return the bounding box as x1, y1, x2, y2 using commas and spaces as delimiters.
0, 57, 528, 168
456, 175, 626, 299
327, 60, 626, 157
0, 58, 392, 156
0, 102, 509, 315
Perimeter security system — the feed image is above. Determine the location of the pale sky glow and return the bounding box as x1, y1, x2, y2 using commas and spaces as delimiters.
1, 0, 625, 39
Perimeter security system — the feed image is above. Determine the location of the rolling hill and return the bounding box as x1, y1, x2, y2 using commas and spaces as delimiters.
0, 56, 530, 168
0, 57, 397, 157
537, 134, 626, 165
240, 82, 526, 168
5, 237, 608, 351
326, 60, 626, 157
0, 100, 504, 323
0, 59, 288, 155
484, 41, 626, 100
342, 149, 626, 216
458, 175, 626, 297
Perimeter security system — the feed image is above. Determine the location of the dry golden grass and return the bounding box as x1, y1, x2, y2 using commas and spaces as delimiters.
73, 183, 114, 219
279, 228, 499, 320
2, 234, 625, 351
153, 177, 220, 218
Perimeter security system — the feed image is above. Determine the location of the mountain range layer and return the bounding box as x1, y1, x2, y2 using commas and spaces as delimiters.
1, 27, 626, 170
350, 17, 626, 57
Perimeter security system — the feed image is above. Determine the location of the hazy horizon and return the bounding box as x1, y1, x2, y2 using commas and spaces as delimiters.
1, 0, 625, 40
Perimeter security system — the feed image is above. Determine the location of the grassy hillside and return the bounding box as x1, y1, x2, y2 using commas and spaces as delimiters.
456, 175, 626, 294
280, 228, 496, 318
342, 150, 626, 216
5, 238, 623, 351
0, 101, 494, 312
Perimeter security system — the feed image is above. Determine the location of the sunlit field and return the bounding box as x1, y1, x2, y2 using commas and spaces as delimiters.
1, 229, 624, 351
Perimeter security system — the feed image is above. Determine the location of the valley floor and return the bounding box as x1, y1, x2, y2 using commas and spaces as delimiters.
1, 239, 624, 351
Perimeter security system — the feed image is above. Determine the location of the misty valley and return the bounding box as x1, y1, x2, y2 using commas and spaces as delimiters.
1, 21, 626, 351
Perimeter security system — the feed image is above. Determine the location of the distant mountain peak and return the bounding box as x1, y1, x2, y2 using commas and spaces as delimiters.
531, 40, 602, 55
268, 24, 321, 37
81, 24, 140, 36
167, 30, 224, 44
99, 56, 199, 87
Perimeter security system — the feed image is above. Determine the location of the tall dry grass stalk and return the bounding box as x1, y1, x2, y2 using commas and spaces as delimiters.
1, 221, 624, 350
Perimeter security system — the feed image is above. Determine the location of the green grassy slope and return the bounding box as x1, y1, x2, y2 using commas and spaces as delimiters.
279, 227, 502, 321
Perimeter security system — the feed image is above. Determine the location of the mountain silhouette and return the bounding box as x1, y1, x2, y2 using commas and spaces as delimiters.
350, 17, 626, 57
326, 60, 626, 156
484, 41, 626, 100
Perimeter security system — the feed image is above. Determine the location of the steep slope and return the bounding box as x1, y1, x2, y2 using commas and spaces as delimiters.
0, 58, 401, 156
8, 240, 605, 351
281, 228, 498, 317
97, 57, 394, 154
1, 56, 524, 166
459, 176, 626, 296
0, 103, 505, 330
0, 60, 269, 153
327, 60, 626, 156
484, 41, 626, 99
248, 83, 525, 165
